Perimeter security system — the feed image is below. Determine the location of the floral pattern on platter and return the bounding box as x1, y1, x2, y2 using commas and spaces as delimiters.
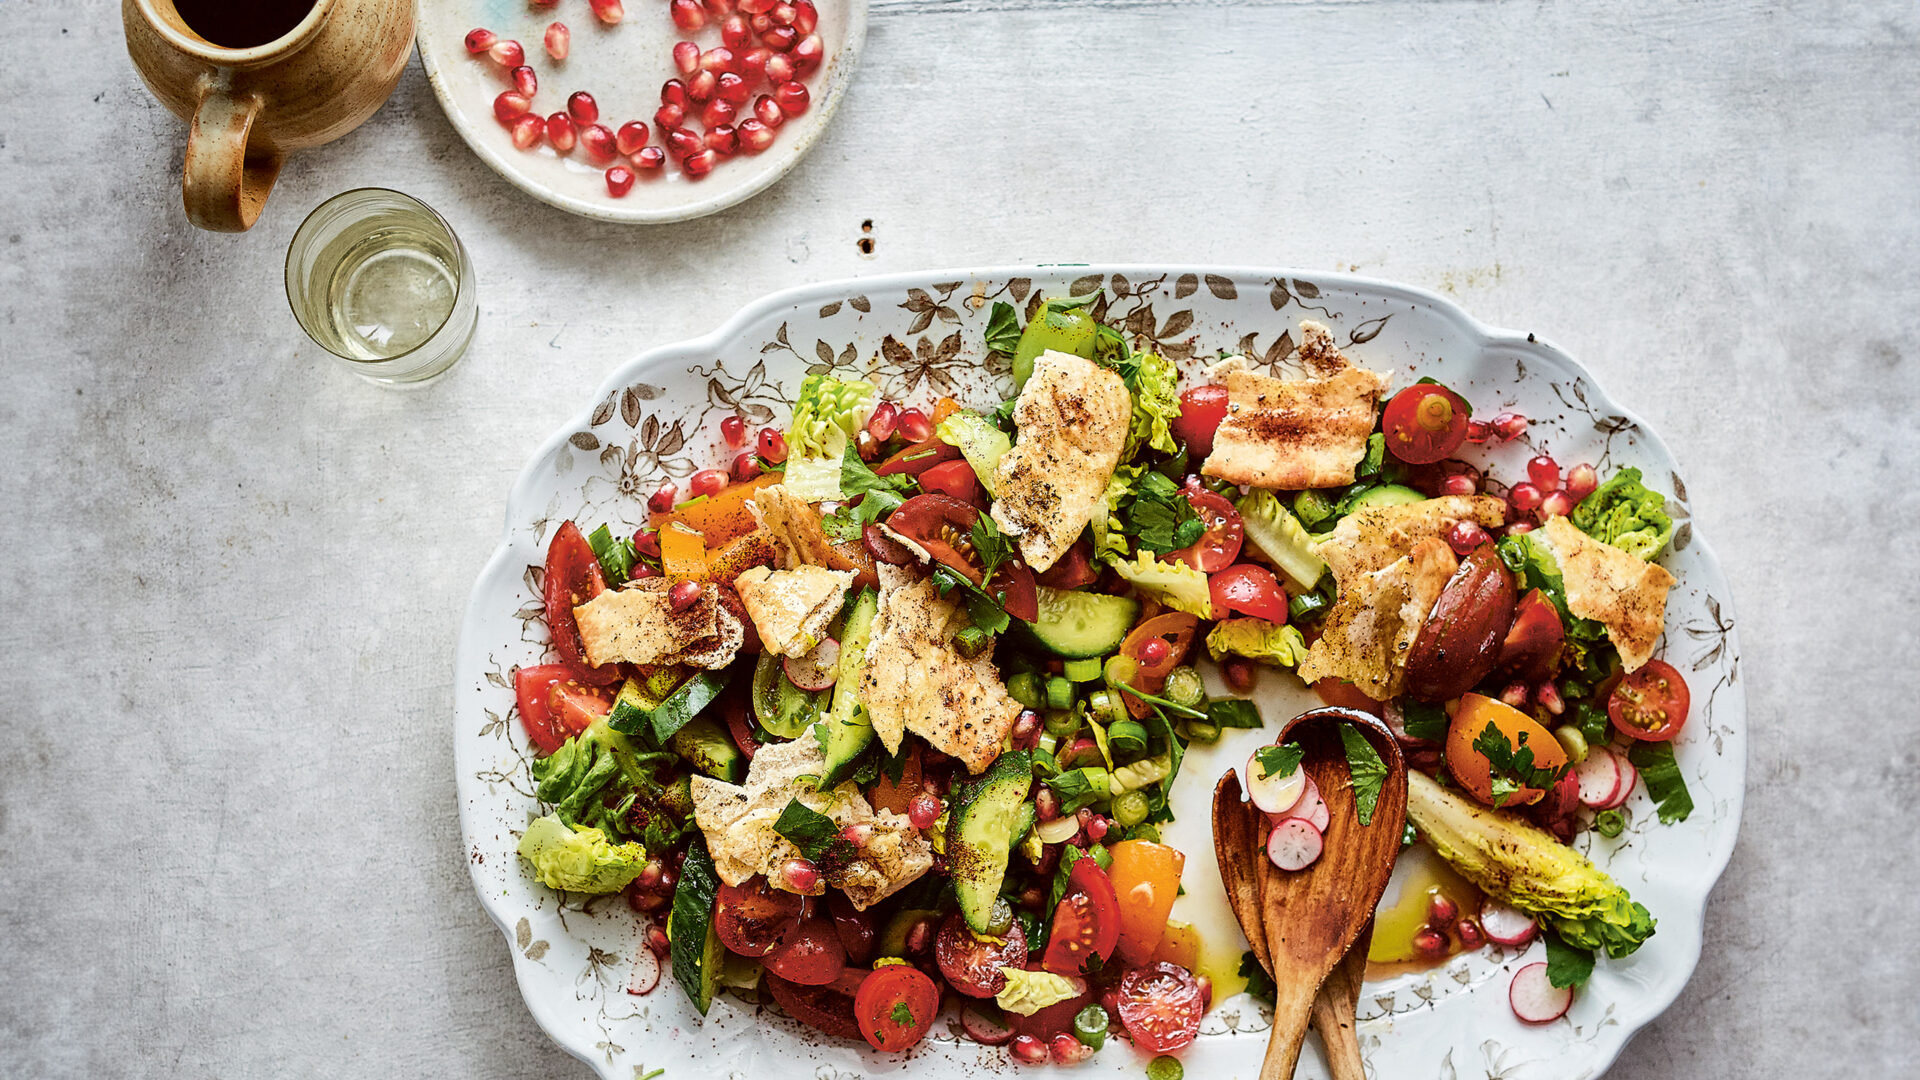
454, 267, 1745, 1080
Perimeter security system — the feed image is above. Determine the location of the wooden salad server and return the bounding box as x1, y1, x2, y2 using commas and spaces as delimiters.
1212, 706, 1408, 1080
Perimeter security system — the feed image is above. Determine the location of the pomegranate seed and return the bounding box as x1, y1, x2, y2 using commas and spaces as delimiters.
719, 416, 747, 446
792, 0, 818, 33
670, 0, 708, 32
1535, 681, 1566, 715
580, 123, 617, 162
754, 94, 785, 127
716, 72, 751, 106
1441, 473, 1478, 497
774, 80, 810, 115
545, 113, 577, 152
688, 69, 717, 104
668, 580, 703, 612
1445, 520, 1492, 555
1528, 454, 1562, 492
749, 12, 774, 33
632, 146, 666, 170
632, 529, 662, 557
703, 0, 734, 16
908, 793, 943, 830
756, 427, 788, 463
487, 39, 523, 66
701, 99, 737, 128
1491, 411, 1529, 441
705, 125, 738, 155
1428, 893, 1460, 923
721, 14, 751, 48
740, 0, 777, 13
838, 822, 874, 849
1084, 814, 1109, 842
1565, 463, 1598, 502
1412, 928, 1450, 960
1466, 418, 1492, 443
771, 2, 797, 26
1508, 481, 1543, 514
701, 47, 739, 75
896, 406, 931, 442
1011, 709, 1040, 743
605, 164, 635, 196
1223, 657, 1256, 693
1035, 786, 1061, 821
1050, 1034, 1092, 1065
1504, 521, 1536, 537
493, 91, 532, 124
1540, 490, 1575, 519
616, 121, 650, 154
662, 79, 691, 109
1499, 681, 1531, 708
673, 40, 700, 75
780, 856, 820, 892
544, 22, 569, 61
646, 925, 671, 958
1456, 918, 1486, 949
510, 65, 537, 96
682, 149, 719, 177
761, 25, 798, 50
690, 469, 728, 497
530, 0, 556, 6
657, 866, 677, 892
1196, 973, 1215, 1009
568, 92, 599, 125
635, 859, 665, 889
764, 52, 796, 84
741, 48, 773, 83
589, 0, 625, 24
509, 113, 543, 149
865, 400, 899, 441
1137, 637, 1170, 665
655, 103, 686, 130
734, 118, 773, 152
464, 28, 497, 54
792, 33, 824, 74
665, 126, 703, 158
730, 451, 762, 482
648, 481, 678, 513
1010, 1035, 1049, 1065
903, 916, 934, 955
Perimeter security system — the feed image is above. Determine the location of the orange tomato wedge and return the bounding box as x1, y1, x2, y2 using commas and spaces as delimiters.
1107, 839, 1186, 966
1445, 692, 1568, 807
659, 522, 710, 577
931, 396, 963, 424
649, 471, 783, 547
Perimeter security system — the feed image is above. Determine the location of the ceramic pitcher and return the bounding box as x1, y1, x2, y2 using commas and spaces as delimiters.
124, 0, 414, 232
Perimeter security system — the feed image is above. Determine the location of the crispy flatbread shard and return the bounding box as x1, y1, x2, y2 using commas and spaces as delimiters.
572, 579, 740, 668
1540, 516, 1676, 672
733, 564, 856, 656
1299, 538, 1458, 699
990, 350, 1131, 572
861, 564, 1024, 774
1318, 495, 1508, 588
1201, 321, 1392, 490
690, 738, 932, 909
747, 484, 842, 570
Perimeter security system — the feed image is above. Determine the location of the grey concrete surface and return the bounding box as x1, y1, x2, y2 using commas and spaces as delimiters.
3, 0, 1917, 1075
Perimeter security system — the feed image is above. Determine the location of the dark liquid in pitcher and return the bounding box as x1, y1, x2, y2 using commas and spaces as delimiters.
174, 0, 316, 49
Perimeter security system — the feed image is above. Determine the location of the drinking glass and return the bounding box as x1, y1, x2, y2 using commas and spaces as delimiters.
285, 188, 476, 385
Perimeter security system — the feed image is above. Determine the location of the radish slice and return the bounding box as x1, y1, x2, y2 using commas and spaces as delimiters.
1246, 748, 1308, 815
1272, 773, 1330, 832
1602, 757, 1639, 810
1479, 901, 1538, 947
1574, 747, 1623, 808
961, 1004, 1016, 1045
783, 637, 840, 690
1508, 961, 1571, 1023
1267, 816, 1324, 871
627, 940, 662, 995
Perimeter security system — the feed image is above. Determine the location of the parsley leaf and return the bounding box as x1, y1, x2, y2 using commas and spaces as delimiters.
1207, 699, 1264, 729
889, 1001, 916, 1026
1543, 931, 1595, 989
822, 443, 916, 541
930, 564, 1012, 636
1471, 721, 1567, 808
586, 524, 636, 587
984, 301, 1023, 356
1253, 742, 1304, 781
1128, 472, 1204, 553
1627, 741, 1693, 824
1401, 699, 1450, 743
1339, 724, 1389, 826
970, 513, 1014, 583
773, 799, 856, 870
1237, 950, 1276, 1005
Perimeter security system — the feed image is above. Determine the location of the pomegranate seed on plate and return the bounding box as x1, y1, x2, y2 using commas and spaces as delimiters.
853, 430, 879, 460
529, 0, 556, 6
701, 47, 738, 75
1136, 636, 1170, 665
1009, 1034, 1048, 1065
1491, 411, 1529, 441
487, 39, 523, 66
646, 925, 671, 958
655, 103, 686, 130
493, 91, 532, 123
1565, 463, 1598, 502
568, 91, 599, 125
509, 113, 543, 149
1508, 481, 1543, 514
706, 125, 739, 155
589, 0, 625, 24
791, 33, 823, 74
1412, 928, 1450, 960
774, 80, 810, 115
792, 0, 817, 33
1466, 418, 1492, 443
1539, 490, 1576, 519
543, 22, 570, 60
754, 94, 785, 127
757, 427, 788, 463
616, 121, 650, 154
1535, 680, 1566, 715
761, 25, 797, 50
545, 113, 577, 152
701, 99, 737, 128
716, 72, 751, 105
740, 0, 777, 13
1050, 1034, 1092, 1065
668, 580, 703, 612
741, 47, 773, 83
666, 126, 703, 158
632, 146, 666, 170
866, 401, 899, 441
580, 123, 617, 162
721, 14, 751, 48
649, 481, 679, 513
896, 406, 932, 442
662, 80, 691, 109
510, 65, 537, 95
1446, 520, 1492, 555
703, 0, 734, 16
1527, 454, 1561, 492
720, 415, 747, 446
690, 469, 728, 497
464, 28, 496, 54
688, 69, 717, 104
730, 451, 762, 482
1499, 681, 1531, 708
1222, 658, 1256, 693
673, 40, 700, 74
1084, 814, 1109, 842
604, 165, 635, 196
749, 12, 773, 34
771, 3, 797, 26
670, 0, 707, 32
1428, 893, 1460, 923
1441, 473, 1478, 496
764, 52, 795, 84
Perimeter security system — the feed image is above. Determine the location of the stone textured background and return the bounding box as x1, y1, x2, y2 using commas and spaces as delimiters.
3, 0, 1916, 1075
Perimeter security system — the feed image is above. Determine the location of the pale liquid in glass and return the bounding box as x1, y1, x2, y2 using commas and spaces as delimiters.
304, 213, 460, 361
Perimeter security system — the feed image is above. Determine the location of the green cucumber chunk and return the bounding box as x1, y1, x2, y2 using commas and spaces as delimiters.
818, 588, 880, 787
946, 749, 1034, 932
669, 837, 726, 1014
1023, 587, 1140, 659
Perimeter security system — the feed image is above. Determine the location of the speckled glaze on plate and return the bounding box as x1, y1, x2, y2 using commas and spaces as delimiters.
455, 266, 1746, 1080
418, 0, 865, 223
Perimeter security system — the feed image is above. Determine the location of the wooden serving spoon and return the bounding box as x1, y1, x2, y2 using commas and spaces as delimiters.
1212, 706, 1408, 1080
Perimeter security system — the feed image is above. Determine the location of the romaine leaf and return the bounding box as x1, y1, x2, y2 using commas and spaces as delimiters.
1570, 467, 1674, 560
1119, 350, 1181, 458
1205, 619, 1308, 667
935, 411, 1012, 497
517, 814, 649, 894
1236, 489, 1328, 591
1106, 551, 1212, 616
1627, 741, 1694, 823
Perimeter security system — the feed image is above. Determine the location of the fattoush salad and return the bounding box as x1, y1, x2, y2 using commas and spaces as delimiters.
508, 292, 1695, 1059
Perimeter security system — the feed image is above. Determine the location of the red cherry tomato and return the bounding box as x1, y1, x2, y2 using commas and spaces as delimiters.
1010, 983, 1095, 1039
1498, 588, 1566, 682
1312, 678, 1384, 717
886, 493, 1039, 622
547, 679, 614, 738
1609, 659, 1690, 742
1209, 563, 1290, 622
1036, 536, 1099, 590
765, 911, 847, 985
874, 438, 961, 477
935, 912, 1028, 998
715, 877, 805, 957
1382, 383, 1471, 464
853, 965, 941, 1052
1042, 856, 1121, 976
1167, 488, 1244, 572
542, 522, 624, 684
1115, 962, 1205, 1053
827, 892, 878, 966
765, 972, 865, 1041
918, 458, 980, 502
513, 664, 601, 755
1171, 384, 1229, 459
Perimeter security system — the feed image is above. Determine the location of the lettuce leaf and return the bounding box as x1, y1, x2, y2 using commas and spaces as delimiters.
1570, 467, 1674, 560
517, 814, 650, 894
782, 373, 878, 501
1235, 489, 1328, 591
935, 411, 1012, 497
1106, 551, 1212, 616
1120, 350, 1181, 459
1205, 618, 1308, 667
1496, 532, 1608, 642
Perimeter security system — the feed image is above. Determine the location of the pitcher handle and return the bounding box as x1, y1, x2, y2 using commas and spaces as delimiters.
182, 86, 282, 233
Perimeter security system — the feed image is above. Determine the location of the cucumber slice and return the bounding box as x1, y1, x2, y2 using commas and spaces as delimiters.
819, 588, 880, 787
946, 749, 1034, 932
1347, 484, 1426, 512
1023, 587, 1140, 659
670, 837, 726, 1014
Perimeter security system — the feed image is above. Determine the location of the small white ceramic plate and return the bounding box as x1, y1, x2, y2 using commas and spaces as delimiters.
418, 0, 866, 223
456, 266, 1747, 1079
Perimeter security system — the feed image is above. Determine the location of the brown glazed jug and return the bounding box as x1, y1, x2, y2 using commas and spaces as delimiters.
124, 0, 414, 232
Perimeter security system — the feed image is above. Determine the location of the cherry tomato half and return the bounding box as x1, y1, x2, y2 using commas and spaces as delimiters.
1167, 488, 1244, 572
766, 972, 865, 1042
886, 493, 1040, 622
828, 892, 878, 966
1209, 563, 1290, 622
1118, 613, 1201, 719
542, 522, 623, 684
715, 876, 806, 957
1609, 659, 1690, 742
548, 679, 614, 739
1383, 383, 1471, 465
1037, 536, 1099, 590
766, 911, 847, 986
1107, 840, 1186, 967
854, 965, 941, 1052
514, 664, 601, 756
936, 912, 1028, 998
918, 458, 980, 503
875, 438, 961, 477
1115, 962, 1206, 1053
1312, 678, 1384, 717
1171, 384, 1229, 459
1042, 856, 1121, 976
